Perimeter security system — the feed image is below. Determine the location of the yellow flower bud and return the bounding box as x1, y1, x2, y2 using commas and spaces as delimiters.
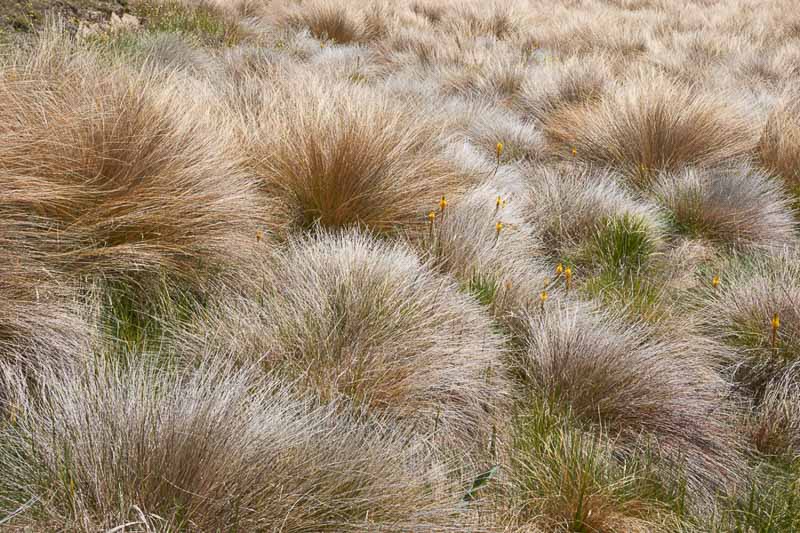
556, 263, 564, 276
571, 147, 577, 157
256, 230, 263, 243
495, 221, 503, 234
428, 211, 436, 223
496, 142, 504, 159
712, 275, 720, 289
439, 196, 447, 212
496, 196, 503, 208
772, 313, 780, 331
540, 291, 548, 303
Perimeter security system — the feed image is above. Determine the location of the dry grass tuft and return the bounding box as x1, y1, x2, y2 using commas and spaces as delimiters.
240, 76, 476, 238
510, 301, 745, 500
419, 182, 548, 315
0, 35, 264, 286
651, 165, 797, 251
695, 251, 800, 397
520, 164, 665, 261
176, 230, 509, 459
543, 73, 758, 184
759, 91, 800, 191
0, 356, 470, 531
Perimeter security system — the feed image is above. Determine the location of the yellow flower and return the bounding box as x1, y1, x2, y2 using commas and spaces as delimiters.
496, 195, 503, 209
712, 275, 720, 289
255, 230, 263, 243
439, 195, 447, 212
428, 211, 436, 223
495, 221, 504, 235
564, 266, 572, 291
540, 291, 548, 303
571, 147, 577, 157
772, 313, 780, 331
496, 142, 504, 160
555, 263, 564, 276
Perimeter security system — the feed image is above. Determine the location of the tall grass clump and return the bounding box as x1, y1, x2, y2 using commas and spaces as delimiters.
0, 35, 263, 287
759, 92, 800, 193
419, 183, 548, 315
544, 73, 757, 185
240, 76, 475, 238
509, 302, 745, 502
651, 166, 796, 251
0, 356, 469, 531
176, 230, 508, 459
520, 164, 664, 262
695, 251, 800, 398
508, 397, 687, 532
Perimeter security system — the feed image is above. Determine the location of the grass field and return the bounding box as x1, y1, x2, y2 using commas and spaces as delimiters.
1, 0, 800, 531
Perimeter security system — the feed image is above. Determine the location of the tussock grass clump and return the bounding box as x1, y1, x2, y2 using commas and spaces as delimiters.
585, 212, 662, 275
695, 251, 800, 397
0, 44, 263, 286
759, 92, 800, 191
419, 183, 548, 314
273, 0, 388, 45
241, 76, 475, 238
651, 166, 796, 251
178, 230, 508, 457
543, 73, 757, 184
0, 357, 468, 531
508, 397, 686, 532
510, 302, 744, 500
514, 54, 611, 124
0, 269, 94, 393
748, 376, 800, 457
520, 164, 664, 261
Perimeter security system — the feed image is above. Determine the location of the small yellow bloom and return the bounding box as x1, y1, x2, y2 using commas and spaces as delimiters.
564, 266, 572, 291
496, 142, 504, 160
496, 196, 503, 209
712, 275, 720, 289
556, 263, 564, 276
495, 221, 504, 235
540, 291, 548, 303
571, 147, 577, 157
439, 196, 447, 212
428, 211, 436, 223
772, 313, 780, 331
256, 230, 263, 243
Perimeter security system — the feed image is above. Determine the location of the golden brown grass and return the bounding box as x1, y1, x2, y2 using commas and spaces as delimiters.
543, 72, 758, 184
239, 74, 477, 238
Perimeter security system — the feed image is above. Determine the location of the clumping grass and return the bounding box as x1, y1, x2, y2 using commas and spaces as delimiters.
521, 164, 664, 262
0, 356, 471, 531
507, 396, 689, 532
694, 251, 800, 398
173, 230, 509, 462
651, 166, 796, 251
239, 74, 475, 238
3, 0, 800, 530
509, 302, 745, 503
543, 72, 757, 184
